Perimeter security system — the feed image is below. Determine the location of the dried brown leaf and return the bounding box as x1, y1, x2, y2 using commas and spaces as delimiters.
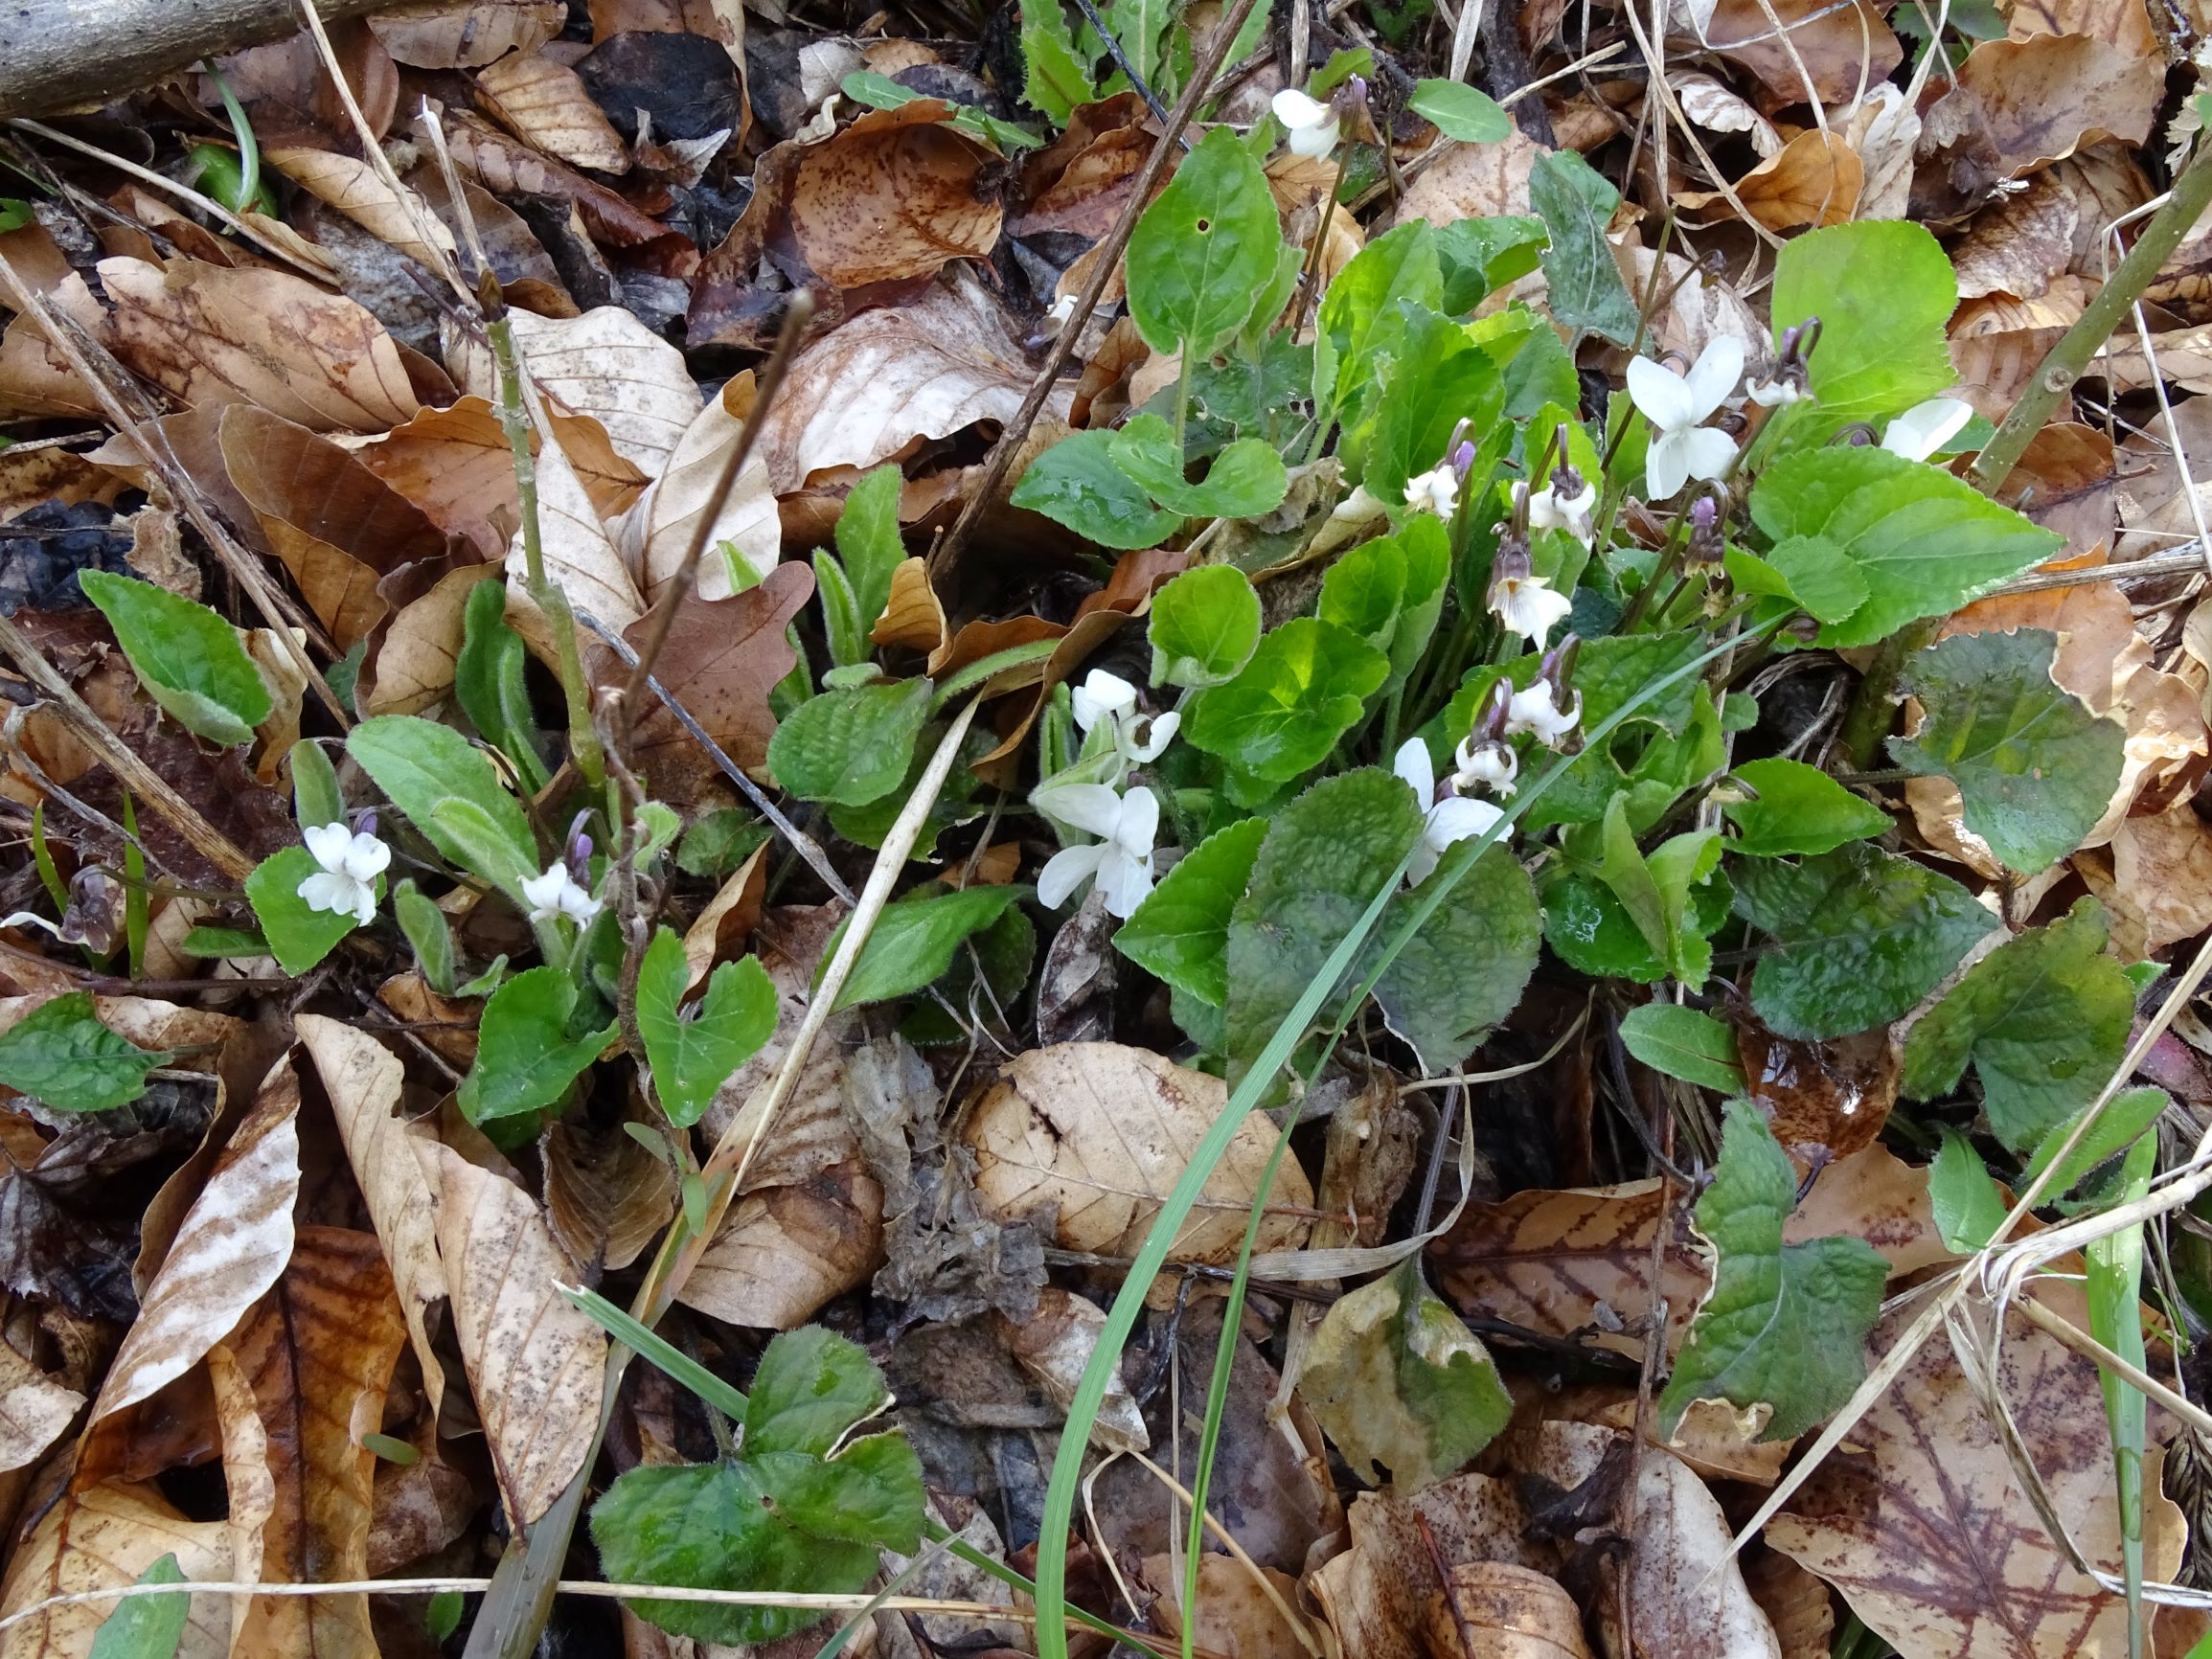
432, 108, 683, 252
263, 147, 458, 272
353, 396, 523, 558
368, 1424, 484, 1575
478, 50, 632, 174
2075, 802, 2212, 956
1392, 127, 1545, 228
449, 305, 701, 478
0, 1482, 231, 1659
543, 1113, 676, 1273
624, 377, 781, 602
1141, 1552, 1308, 1659
1699, 130, 1863, 231
0, 1332, 80, 1474
361, 563, 502, 717
1687, 0, 1900, 104
1933, 34, 2162, 183
1425, 1561, 1592, 1659
372, 0, 563, 65
997, 1287, 1148, 1454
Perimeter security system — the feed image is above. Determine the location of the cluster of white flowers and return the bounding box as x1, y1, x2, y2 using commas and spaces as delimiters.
294, 819, 603, 933
1036, 670, 1182, 918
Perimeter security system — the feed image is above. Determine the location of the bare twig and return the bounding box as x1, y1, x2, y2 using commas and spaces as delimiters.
930, 0, 1266, 575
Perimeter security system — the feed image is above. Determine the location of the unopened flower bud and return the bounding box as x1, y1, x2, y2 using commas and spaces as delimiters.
1685, 493, 1725, 566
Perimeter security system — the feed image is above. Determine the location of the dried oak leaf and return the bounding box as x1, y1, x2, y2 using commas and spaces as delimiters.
0, 1481, 231, 1659
689, 102, 1003, 352
477, 49, 632, 175
98, 257, 421, 433
209, 1226, 406, 1659
616, 558, 812, 805
1767, 1299, 2185, 1659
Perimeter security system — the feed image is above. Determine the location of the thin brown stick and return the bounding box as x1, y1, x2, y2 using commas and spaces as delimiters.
621, 291, 814, 717
0, 613, 257, 881
929, 0, 1266, 576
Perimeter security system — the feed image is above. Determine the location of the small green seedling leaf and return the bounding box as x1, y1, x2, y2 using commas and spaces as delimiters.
0, 991, 170, 1112
837, 69, 1040, 148
1148, 564, 1262, 690
455, 577, 550, 793
1620, 1004, 1747, 1094
457, 966, 617, 1125
79, 570, 272, 746
1719, 757, 1889, 857
1888, 628, 2124, 875
1929, 1128, 2008, 1253
1901, 898, 2134, 1153
1408, 79, 1510, 142
87, 1553, 189, 1659
1300, 1258, 1513, 1489
426, 1592, 465, 1644
393, 878, 457, 995
832, 885, 1029, 1009
1126, 127, 1284, 354
1732, 843, 1998, 1040
179, 925, 271, 959
1115, 816, 1267, 1006
834, 463, 905, 638
2023, 1084, 2168, 1206
287, 739, 345, 831
1019, 0, 1095, 121
766, 679, 933, 807
636, 928, 777, 1128
1435, 216, 1548, 312
246, 846, 374, 975
1658, 1101, 1888, 1441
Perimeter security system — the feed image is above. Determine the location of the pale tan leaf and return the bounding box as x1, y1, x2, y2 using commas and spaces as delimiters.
369, 1424, 485, 1575
1743, 1549, 1836, 1659
94, 1060, 301, 1421
206, 1342, 273, 1652
297, 1015, 449, 1416
452, 305, 700, 477
1692, 130, 1862, 232
997, 1288, 1148, 1454
362, 563, 503, 717
966, 1042, 1315, 1267
262, 148, 458, 271
417, 1142, 605, 1526
625, 377, 781, 602
2075, 801, 2212, 956
1424, 1562, 1592, 1659
1141, 1552, 1308, 1659
679, 841, 768, 989
1766, 1301, 2185, 1659
478, 50, 631, 174
371, 0, 565, 66
98, 257, 421, 433
1671, 73, 1784, 154
1683, 0, 1900, 105
508, 424, 645, 636
754, 271, 1071, 490
1390, 127, 1545, 228
0, 1483, 231, 1659
680, 1170, 884, 1329
0, 1336, 81, 1475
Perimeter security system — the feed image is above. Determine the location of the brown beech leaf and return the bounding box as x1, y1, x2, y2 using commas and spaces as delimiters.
624, 377, 781, 602
2008, 0, 2160, 49
1931, 34, 2163, 183
998, 1287, 1148, 1454
209, 1227, 406, 1659
93, 1060, 301, 1422
416, 1142, 605, 1526
690, 102, 1001, 352
1767, 1300, 2185, 1659
360, 563, 502, 717
477, 50, 632, 174
2075, 802, 2212, 957
1685, 0, 1900, 104
0, 255, 103, 421
1011, 93, 1155, 242
618, 558, 812, 805
1421, 1561, 1593, 1659
543, 1112, 676, 1273
468, 307, 702, 478
752, 272, 1062, 490
1391, 127, 1546, 228
1432, 1144, 1948, 1359
0, 1482, 232, 1659
1732, 1017, 1897, 1163
966, 1042, 1315, 1266
98, 257, 421, 433
297, 1016, 449, 1415
353, 396, 523, 558
1680, 129, 1862, 231
218, 406, 454, 649
680, 842, 769, 987
1744, 1549, 1836, 1659
372, 0, 564, 66
431, 108, 686, 254
369, 1423, 485, 1574
1141, 1552, 1309, 1658
0, 1334, 81, 1474
262, 148, 458, 272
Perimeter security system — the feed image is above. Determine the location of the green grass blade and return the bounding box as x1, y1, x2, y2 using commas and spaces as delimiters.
559, 1284, 750, 1423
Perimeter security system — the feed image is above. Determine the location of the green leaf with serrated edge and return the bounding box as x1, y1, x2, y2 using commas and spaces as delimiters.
1733, 843, 1998, 1041
1115, 816, 1266, 1006
753, 1434, 924, 1547
457, 966, 616, 1124
1100, 0, 1171, 92
1126, 128, 1283, 354
455, 576, 548, 792
1107, 416, 1289, 517
636, 928, 776, 1128
677, 808, 769, 879
288, 739, 344, 832
835, 464, 905, 632
592, 1461, 881, 1646
1370, 838, 1539, 1073
747, 1326, 893, 1455
1770, 221, 1957, 436
0, 991, 168, 1112
392, 878, 456, 994
1408, 78, 1510, 142
1889, 628, 2124, 875
1721, 757, 1889, 857
78, 570, 271, 745
1543, 870, 1731, 984
1149, 564, 1261, 689
766, 679, 932, 807
1186, 619, 1388, 782
1314, 220, 1442, 433
1748, 447, 2063, 648
247, 846, 374, 974
1658, 1101, 1887, 1440
1019, 0, 1095, 121
348, 716, 538, 898
1901, 898, 2133, 1153
1012, 428, 1184, 549
1930, 1127, 2008, 1253
830, 885, 1028, 1010
2024, 1084, 2166, 1203
1360, 308, 1505, 509
1225, 768, 1421, 1086
1435, 216, 1547, 313
1621, 1004, 1747, 1094
1527, 149, 1638, 345
1301, 1258, 1512, 1489
1758, 534, 1870, 625
87, 1553, 188, 1659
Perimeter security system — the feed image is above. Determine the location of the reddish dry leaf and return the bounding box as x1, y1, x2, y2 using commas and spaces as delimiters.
210, 1227, 406, 1659
1731, 1017, 1898, 1163
1011, 94, 1155, 243
1767, 1300, 2185, 1659
542, 1112, 676, 1274
1422, 1561, 1592, 1659
369, 1423, 485, 1575
433, 108, 688, 254
353, 396, 525, 558
477, 49, 632, 174
0, 1482, 232, 1659
617, 558, 812, 805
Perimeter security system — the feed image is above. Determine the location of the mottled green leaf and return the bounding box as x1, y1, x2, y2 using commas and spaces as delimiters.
1527, 149, 1638, 345
0, 991, 169, 1113
1621, 1004, 1747, 1094
1721, 757, 1890, 857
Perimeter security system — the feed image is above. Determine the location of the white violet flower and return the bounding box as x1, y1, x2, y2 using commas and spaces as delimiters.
1504, 681, 1582, 747
1881, 398, 1973, 463
1626, 336, 1744, 501
1070, 669, 1179, 769
1046, 292, 1079, 330
297, 822, 389, 926
1393, 739, 1507, 885
1404, 463, 1459, 519
1271, 88, 1340, 160
1488, 569, 1574, 648
1526, 478, 1597, 544
1746, 374, 1807, 408
1036, 783, 1159, 918
1452, 734, 1518, 797
523, 861, 602, 928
